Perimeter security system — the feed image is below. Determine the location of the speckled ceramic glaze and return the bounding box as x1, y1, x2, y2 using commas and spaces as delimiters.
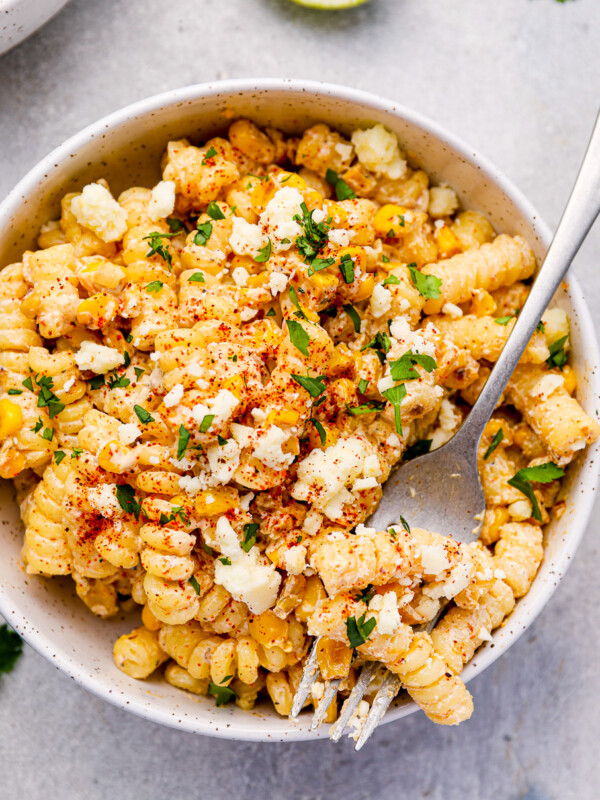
0, 0, 71, 55
0, 80, 598, 742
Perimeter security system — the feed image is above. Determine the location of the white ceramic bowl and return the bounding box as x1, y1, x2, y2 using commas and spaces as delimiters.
0, 0, 71, 55
0, 80, 598, 742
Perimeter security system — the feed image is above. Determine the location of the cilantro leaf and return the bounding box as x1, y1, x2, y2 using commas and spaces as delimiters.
494, 316, 513, 326
134, 367, 144, 381
219, 556, 232, 566
308, 257, 335, 275
189, 576, 202, 595
40, 426, 53, 441
389, 350, 437, 382
199, 414, 214, 433
507, 462, 565, 522
54, 450, 66, 465
133, 405, 154, 425
338, 253, 355, 284
22, 376, 33, 392
143, 231, 176, 267
242, 523, 259, 553
255, 238, 272, 263
115, 485, 141, 520
358, 378, 369, 394
546, 335, 568, 370
88, 375, 105, 390
194, 221, 213, 247
0, 624, 23, 675
145, 280, 164, 293
188, 272, 206, 283
325, 168, 356, 201
35, 375, 65, 418
483, 428, 504, 460
291, 374, 327, 398
382, 383, 407, 435
202, 146, 218, 163
355, 585, 375, 604
360, 331, 391, 364
383, 274, 401, 286
166, 216, 185, 233
345, 401, 385, 415
408, 265, 441, 300
288, 286, 307, 320
399, 515, 410, 533
294, 202, 330, 263
342, 303, 361, 333
345, 612, 376, 648
206, 201, 226, 220
208, 680, 237, 707
7, 389, 22, 395
286, 320, 310, 357
308, 418, 327, 446
265, 307, 276, 317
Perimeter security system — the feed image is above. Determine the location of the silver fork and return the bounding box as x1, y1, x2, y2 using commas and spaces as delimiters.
291, 109, 600, 748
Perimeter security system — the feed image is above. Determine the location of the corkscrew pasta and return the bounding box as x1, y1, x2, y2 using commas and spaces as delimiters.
2, 119, 598, 731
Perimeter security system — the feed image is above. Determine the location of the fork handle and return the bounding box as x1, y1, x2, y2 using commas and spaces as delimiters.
455, 108, 600, 445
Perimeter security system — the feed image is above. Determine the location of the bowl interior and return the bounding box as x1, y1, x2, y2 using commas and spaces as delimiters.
0, 81, 598, 741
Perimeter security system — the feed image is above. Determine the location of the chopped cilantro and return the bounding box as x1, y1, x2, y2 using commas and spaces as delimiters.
242, 523, 259, 552
134, 367, 144, 381
294, 202, 330, 264
358, 378, 369, 394
342, 303, 361, 333
108, 372, 130, 390
177, 425, 191, 460
71, 447, 83, 459
219, 556, 232, 566
288, 286, 307, 320
389, 350, 437, 382
188, 272, 206, 284
7, 389, 22, 395
399, 515, 410, 533
483, 428, 504, 460
202, 146, 218, 163
133, 405, 154, 425
89, 375, 105, 390
508, 462, 565, 522
355, 585, 375, 604
255, 238, 272, 263
145, 280, 164, 293
546, 335, 568, 370
34, 375, 65, 418
382, 274, 401, 286
115, 484, 141, 520
31, 418, 43, 433
286, 320, 310, 357
208, 680, 237, 707
40, 426, 53, 441
408, 265, 441, 300
325, 168, 356, 201
217, 435, 228, 446
199, 414, 215, 433
54, 451, 66, 465
291, 374, 327, 398
382, 383, 407, 435
308, 257, 335, 276
265, 307, 276, 318
143, 231, 176, 267
338, 253, 355, 284
189, 576, 202, 595
22, 376, 33, 392
494, 316, 513, 326
360, 331, 391, 364
346, 611, 376, 648
194, 221, 213, 247
345, 401, 385, 415
206, 201, 226, 220
308, 418, 327, 446
166, 216, 185, 233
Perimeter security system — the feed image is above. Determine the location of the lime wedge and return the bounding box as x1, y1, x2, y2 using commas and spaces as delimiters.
289, 0, 369, 8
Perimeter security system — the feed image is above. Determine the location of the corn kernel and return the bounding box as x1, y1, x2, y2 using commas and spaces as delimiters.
97, 440, 137, 474
274, 172, 307, 191
0, 449, 25, 479
310, 272, 338, 291
469, 288, 496, 317
195, 487, 238, 517
249, 180, 276, 214
222, 373, 246, 401
301, 188, 324, 211
322, 200, 349, 227
316, 637, 353, 680
435, 225, 462, 258
562, 364, 577, 395
373, 204, 408, 237
0, 398, 23, 439
249, 610, 288, 648
76, 293, 118, 329
353, 274, 375, 301
328, 345, 353, 375
141, 604, 162, 631
246, 273, 269, 288
266, 408, 300, 426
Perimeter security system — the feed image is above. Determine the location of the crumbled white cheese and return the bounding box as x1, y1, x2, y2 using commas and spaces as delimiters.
428, 186, 459, 218
535, 373, 564, 402
377, 375, 395, 393
282, 544, 307, 575
363, 453, 382, 478
178, 474, 208, 496
229, 216, 269, 259
311, 208, 327, 224
268, 271, 288, 296
231, 266, 250, 287
117, 422, 141, 446
350, 124, 407, 180
71, 183, 128, 242
420, 544, 452, 576
508, 499, 532, 521
191, 389, 239, 428
386, 433, 401, 448
62, 376, 75, 393
371, 591, 401, 635
352, 477, 379, 491
240, 307, 258, 322
240, 492, 255, 511
86, 484, 121, 517
206, 439, 241, 484
210, 516, 281, 614
478, 626, 493, 642
148, 180, 176, 221
291, 435, 367, 520
260, 186, 304, 253
442, 561, 472, 598
355, 524, 377, 537
302, 509, 323, 536
253, 425, 294, 470
370, 284, 392, 318
328, 228, 353, 247
442, 302, 463, 318
75, 341, 125, 374
334, 142, 354, 161
430, 399, 461, 450
163, 383, 184, 408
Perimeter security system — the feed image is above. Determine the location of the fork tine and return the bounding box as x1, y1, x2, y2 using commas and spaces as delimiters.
290, 636, 321, 718
310, 678, 341, 730
328, 661, 379, 742
354, 671, 402, 751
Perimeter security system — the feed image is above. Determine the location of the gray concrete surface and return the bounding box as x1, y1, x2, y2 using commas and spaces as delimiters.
0, 0, 598, 797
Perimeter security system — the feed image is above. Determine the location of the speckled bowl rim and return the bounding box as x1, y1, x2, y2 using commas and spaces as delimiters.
0, 79, 598, 742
